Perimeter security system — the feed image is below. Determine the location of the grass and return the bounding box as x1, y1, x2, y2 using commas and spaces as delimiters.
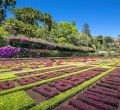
0, 66, 96, 95
0, 90, 35, 110
29, 67, 115, 110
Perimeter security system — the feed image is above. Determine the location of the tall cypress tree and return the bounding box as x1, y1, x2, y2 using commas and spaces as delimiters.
82, 23, 91, 37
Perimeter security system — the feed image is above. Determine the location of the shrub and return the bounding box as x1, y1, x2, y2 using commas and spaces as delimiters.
0, 46, 20, 58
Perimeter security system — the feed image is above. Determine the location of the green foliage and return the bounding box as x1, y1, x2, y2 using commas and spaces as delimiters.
0, 27, 9, 37
89, 51, 120, 57
104, 36, 113, 43
96, 35, 104, 45
0, 91, 35, 110
0, 27, 8, 46
41, 13, 54, 31
0, 37, 8, 47
66, 33, 91, 46
92, 35, 114, 50
12, 7, 42, 25
2, 18, 45, 37
82, 23, 91, 37
0, 0, 16, 24
50, 22, 78, 38
12, 8, 54, 31
104, 36, 113, 47
0, 5, 117, 53
58, 37, 67, 44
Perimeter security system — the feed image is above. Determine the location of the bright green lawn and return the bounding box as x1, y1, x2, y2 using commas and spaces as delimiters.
0, 91, 35, 110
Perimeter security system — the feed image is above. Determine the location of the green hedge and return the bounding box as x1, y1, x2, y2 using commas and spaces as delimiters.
0, 66, 96, 95
1, 65, 78, 82
0, 65, 76, 81
30, 67, 115, 110
0, 91, 35, 110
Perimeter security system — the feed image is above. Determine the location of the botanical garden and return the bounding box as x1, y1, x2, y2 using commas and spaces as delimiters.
0, 0, 120, 110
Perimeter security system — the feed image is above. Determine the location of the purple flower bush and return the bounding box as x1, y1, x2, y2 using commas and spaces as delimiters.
0, 46, 20, 58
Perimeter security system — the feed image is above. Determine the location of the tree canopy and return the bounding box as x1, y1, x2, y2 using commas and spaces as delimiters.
82, 23, 91, 37
0, 0, 16, 24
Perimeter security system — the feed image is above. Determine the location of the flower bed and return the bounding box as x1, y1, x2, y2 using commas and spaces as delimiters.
1, 58, 119, 110
0, 46, 20, 58
53, 68, 120, 110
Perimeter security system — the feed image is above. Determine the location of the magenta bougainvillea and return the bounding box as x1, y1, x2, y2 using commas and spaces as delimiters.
0, 46, 20, 58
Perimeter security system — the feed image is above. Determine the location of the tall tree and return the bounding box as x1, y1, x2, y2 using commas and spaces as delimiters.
0, 0, 16, 24
72, 20, 76, 26
12, 7, 42, 25
12, 8, 54, 31
41, 13, 54, 31
82, 23, 91, 37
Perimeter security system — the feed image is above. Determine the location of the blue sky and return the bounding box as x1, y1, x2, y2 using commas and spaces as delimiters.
7, 0, 120, 37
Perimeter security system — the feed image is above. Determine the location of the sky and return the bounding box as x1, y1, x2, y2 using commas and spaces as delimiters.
7, 0, 120, 37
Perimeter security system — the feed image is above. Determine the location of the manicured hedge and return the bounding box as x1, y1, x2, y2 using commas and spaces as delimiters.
0, 65, 77, 82
0, 66, 96, 95
29, 67, 115, 110
0, 91, 35, 110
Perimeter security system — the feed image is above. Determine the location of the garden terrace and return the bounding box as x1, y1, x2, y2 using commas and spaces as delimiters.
8, 37, 95, 52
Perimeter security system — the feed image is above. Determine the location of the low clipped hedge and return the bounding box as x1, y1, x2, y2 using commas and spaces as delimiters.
0, 65, 72, 81
0, 90, 35, 110
1, 66, 77, 82
0, 66, 96, 95
30, 67, 115, 110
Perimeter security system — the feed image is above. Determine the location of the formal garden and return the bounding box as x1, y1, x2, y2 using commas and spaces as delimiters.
0, 0, 120, 110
